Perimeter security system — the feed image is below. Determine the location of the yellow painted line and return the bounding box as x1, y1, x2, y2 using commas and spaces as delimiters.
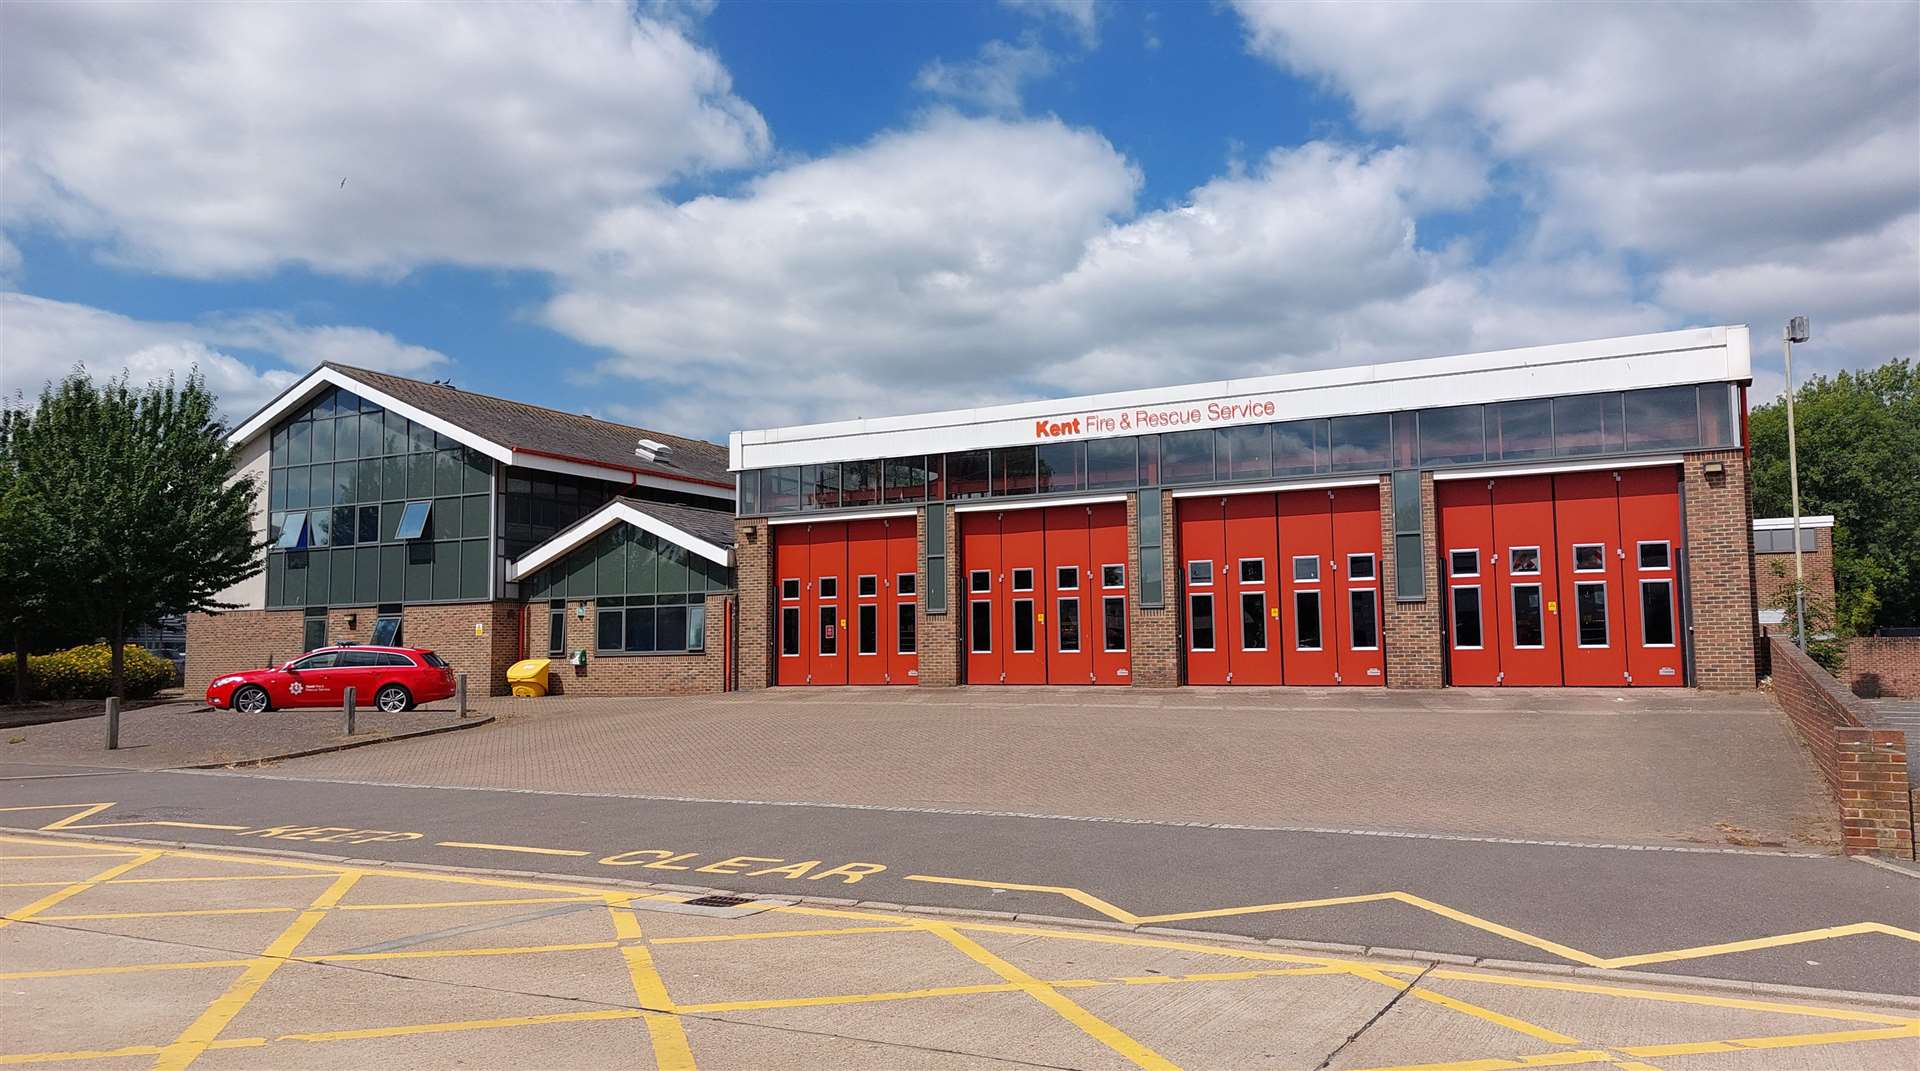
272, 1007, 646, 1044
25, 803, 116, 831
679, 981, 1025, 1013
907, 874, 1146, 923
1347, 963, 1584, 1047
436, 840, 592, 857
0, 958, 256, 981
1426, 968, 1920, 1026
0, 1043, 171, 1066
306, 940, 619, 963
0, 850, 161, 930
337, 895, 606, 911
109, 873, 336, 885
1623, 1022, 1920, 1057
0, 851, 135, 860
924, 922, 1181, 1071
605, 897, 697, 1071
1596, 921, 1920, 968
151, 869, 362, 1071
38, 906, 296, 921
60, 821, 249, 832
652, 923, 927, 945
1347, 1053, 1619, 1071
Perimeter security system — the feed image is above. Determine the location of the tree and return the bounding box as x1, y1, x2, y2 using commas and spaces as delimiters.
11, 370, 265, 698
1749, 359, 1919, 634
0, 407, 59, 702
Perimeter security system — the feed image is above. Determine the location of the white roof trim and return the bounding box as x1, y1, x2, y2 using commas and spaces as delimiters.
228, 366, 512, 464
954, 493, 1128, 513
1753, 515, 1834, 530
766, 508, 918, 526
509, 450, 733, 504
508, 500, 730, 580
732, 325, 1752, 469
1170, 477, 1379, 499
1432, 456, 1683, 482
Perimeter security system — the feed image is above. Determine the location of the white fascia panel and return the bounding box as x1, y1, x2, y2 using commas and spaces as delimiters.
1752, 515, 1834, 530
508, 450, 732, 506
1432, 456, 1683, 481
953, 494, 1127, 513
1170, 477, 1379, 498
734, 325, 1750, 470
766, 508, 918, 526
227, 366, 513, 464
508, 500, 731, 580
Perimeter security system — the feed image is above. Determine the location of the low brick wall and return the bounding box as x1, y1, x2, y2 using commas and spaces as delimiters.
1767, 635, 1913, 858
542, 596, 734, 697
1846, 636, 1920, 699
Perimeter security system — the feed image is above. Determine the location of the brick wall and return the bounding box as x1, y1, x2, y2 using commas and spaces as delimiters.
393, 602, 523, 697
184, 610, 305, 692
1127, 490, 1180, 687
1381, 473, 1444, 688
1767, 635, 1913, 858
1846, 637, 1920, 699
919, 505, 961, 686
1753, 525, 1835, 619
733, 518, 772, 690
535, 596, 732, 697
1684, 450, 1759, 689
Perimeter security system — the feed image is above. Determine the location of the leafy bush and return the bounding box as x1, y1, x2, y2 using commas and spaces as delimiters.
25, 644, 175, 700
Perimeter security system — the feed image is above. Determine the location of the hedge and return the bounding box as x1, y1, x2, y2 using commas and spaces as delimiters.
16, 644, 175, 701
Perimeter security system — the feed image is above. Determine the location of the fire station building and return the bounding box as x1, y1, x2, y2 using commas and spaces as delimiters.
730, 325, 1760, 691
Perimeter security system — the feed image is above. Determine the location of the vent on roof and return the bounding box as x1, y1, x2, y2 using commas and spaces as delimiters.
635, 438, 674, 464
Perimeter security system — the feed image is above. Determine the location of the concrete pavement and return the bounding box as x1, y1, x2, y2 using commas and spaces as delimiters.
4, 834, 1915, 1070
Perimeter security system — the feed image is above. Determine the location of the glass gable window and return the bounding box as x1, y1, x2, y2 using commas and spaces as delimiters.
523, 525, 729, 654
395, 500, 432, 540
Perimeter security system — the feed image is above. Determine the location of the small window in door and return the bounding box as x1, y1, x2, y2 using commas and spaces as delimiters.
1190, 594, 1215, 651
1637, 542, 1671, 570
1011, 568, 1033, 592
1573, 544, 1605, 572
1103, 596, 1126, 652
1294, 590, 1323, 650
1640, 580, 1675, 646
1188, 560, 1213, 586
969, 600, 992, 653
1293, 556, 1320, 582
971, 569, 992, 593
857, 575, 877, 597
1449, 549, 1479, 577
1101, 564, 1125, 588
781, 607, 800, 656
1240, 592, 1267, 651
818, 577, 838, 599
1509, 547, 1541, 575
1012, 599, 1036, 653
857, 604, 878, 654
1057, 566, 1079, 590
897, 572, 917, 596
1239, 559, 1264, 584
897, 603, 917, 654
1346, 554, 1375, 581
1511, 584, 1545, 648
1576, 582, 1609, 646
818, 606, 838, 655
781, 578, 800, 600
1450, 587, 1483, 649
1349, 590, 1379, 650
1057, 598, 1081, 652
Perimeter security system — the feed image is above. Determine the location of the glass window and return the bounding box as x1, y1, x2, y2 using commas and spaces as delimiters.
995, 448, 1036, 496
276, 511, 309, 549
1573, 544, 1605, 572
1011, 568, 1033, 591
1625, 386, 1699, 452
857, 604, 878, 654
1161, 430, 1213, 484
309, 507, 332, 547
1330, 414, 1391, 472
1449, 549, 1479, 577
1190, 594, 1215, 651
1103, 596, 1126, 651
1222, 424, 1271, 481
1240, 559, 1264, 584
686, 603, 707, 652
947, 451, 991, 499
1512, 585, 1545, 647
1347, 554, 1375, 580
1293, 555, 1320, 582
970, 600, 992, 653
1137, 435, 1160, 486
1037, 442, 1083, 493
1085, 438, 1136, 489
804, 463, 840, 510
818, 576, 838, 599
884, 457, 929, 503
1188, 560, 1213, 586
1494, 399, 1554, 460
857, 575, 877, 597
312, 419, 334, 463
290, 651, 338, 671
332, 505, 355, 546
781, 578, 800, 600
1641, 580, 1675, 646
1349, 590, 1379, 650
763, 467, 801, 513
1419, 406, 1485, 466
818, 606, 837, 655
271, 426, 288, 467
781, 607, 800, 656
1295, 590, 1322, 650
1013, 599, 1035, 653
1391, 411, 1417, 469
897, 572, 917, 596
1509, 546, 1541, 574
1102, 564, 1125, 588
971, 569, 992, 593
1241, 592, 1267, 650
737, 470, 761, 515
1554, 392, 1625, 456
1450, 587, 1482, 648
897, 603, 917, 654
842, 460, 882, 507
1577, 583, 1609, 646
1698, 384, 1735, 448
1057, 598, 1081, 652
396, 500, 432, 540
309, 463, 333, 508
597, 607, 623, 651
1638, 541, 1671, 570
626, 607, 659, 652
1272, 420, 1324, 476
288, 422, 311, 465
548, 606, 566, 655
1056, 565, 1078, 590
371, 615, 402, 646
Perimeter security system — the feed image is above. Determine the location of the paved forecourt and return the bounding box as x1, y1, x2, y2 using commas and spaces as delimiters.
2, 765, 1916, 997
3, 834, 1917, 1070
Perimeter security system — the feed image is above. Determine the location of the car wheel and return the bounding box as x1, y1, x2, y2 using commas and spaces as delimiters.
375, 684, 413, 713
233, 685, 270, 715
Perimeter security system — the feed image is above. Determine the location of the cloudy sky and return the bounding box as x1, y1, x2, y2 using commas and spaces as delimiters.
2, 1, 1915, 437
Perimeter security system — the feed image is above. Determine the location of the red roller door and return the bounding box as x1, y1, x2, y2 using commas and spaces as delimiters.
1437, 481, 1500, 686
1330, 485, 1385, 686
1617, 467, 1684, 686
1089, 502, 1131, 685
1491, 476, 1562, 686
1277, 490, 1338, 686
774, 518, 917, 686
1179, 499, 1230, 685
1554, 470, 1628, 687
961, 504, 1131, 685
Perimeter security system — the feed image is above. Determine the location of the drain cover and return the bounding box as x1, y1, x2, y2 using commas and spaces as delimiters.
682, 895, 753, 908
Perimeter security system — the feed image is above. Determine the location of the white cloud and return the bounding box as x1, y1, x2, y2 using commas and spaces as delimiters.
915, 39, 1056, 115
1230, 0, 1920, 382
0, 293, 449, 418
1002, 0, 1099, 48
0, 2, 768, 278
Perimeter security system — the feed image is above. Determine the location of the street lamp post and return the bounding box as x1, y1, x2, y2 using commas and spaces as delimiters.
1783, 316, 1810, 649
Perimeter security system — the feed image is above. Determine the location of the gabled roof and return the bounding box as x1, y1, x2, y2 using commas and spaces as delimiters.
508, 497, 735, 581
228, 363, 733, 494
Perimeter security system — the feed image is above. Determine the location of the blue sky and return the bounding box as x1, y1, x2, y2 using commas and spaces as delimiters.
2, 1, 1914, 439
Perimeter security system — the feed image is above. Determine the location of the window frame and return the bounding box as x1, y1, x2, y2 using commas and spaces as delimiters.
1102, 595, 1127, 652
1575, 581, 1611, 647
1188, 560, 1214, 587
1510, 583, 1546, 649
1508, 546, 1542, 576
1056, 595, 1081, 653
1189, 592, 1216, 652
1292, 555, 1321, 583
1572, 543, 1607, 573
1449, 584, 1484, 651
1348, 588, 1379, 651
1639, 578, 1677, 648
1636, 541, 1672, 571
1101, 564, 1125, 589
1293, 589, 1324, 651
1345, 553, 1375, 581
1240, 590, 1268, 652
1448, 548, 1480, 578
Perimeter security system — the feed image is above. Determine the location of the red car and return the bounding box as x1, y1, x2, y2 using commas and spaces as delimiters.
206, 645, 455, 715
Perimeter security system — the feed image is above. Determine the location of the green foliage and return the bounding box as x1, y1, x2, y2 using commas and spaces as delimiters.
5, 369, 266, 696
1750, 359, 1918, 633
1760, 560, 1846, 674
25, 644, 174, 700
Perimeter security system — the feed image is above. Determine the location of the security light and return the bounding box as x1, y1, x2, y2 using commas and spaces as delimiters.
1785, 316, 1810, 344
